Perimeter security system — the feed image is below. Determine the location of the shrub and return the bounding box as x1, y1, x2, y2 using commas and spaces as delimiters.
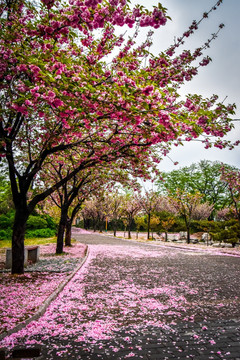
44, 214, 57, 230
169, 218, 186, 232
25, 228, 55, 238
26, 215, 48, 230
210, 226, 240, 247
191, 220, 223, 234
0, 229, 9, 240
0, 212, 14, 229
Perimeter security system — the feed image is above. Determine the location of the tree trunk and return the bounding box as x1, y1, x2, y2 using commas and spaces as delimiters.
65, 217, 72, 246
93, 219, 97, 232
147, 213, 151, 240
183, 215, 191, 244
186, 227, 190, 244
11, 207, 29, 274
99, 219, 103, 233
113, 227, 116, 237
165, 231, 168, 241
56, 206, 68, 254
128, 219, 132, 239
230, 187, 240, 226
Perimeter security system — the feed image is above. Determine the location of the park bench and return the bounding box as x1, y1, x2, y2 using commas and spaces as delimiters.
5, 246, 40, 269
26, 246, 40, 263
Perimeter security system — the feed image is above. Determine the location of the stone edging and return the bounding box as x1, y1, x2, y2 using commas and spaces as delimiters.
0, 245, 89, 341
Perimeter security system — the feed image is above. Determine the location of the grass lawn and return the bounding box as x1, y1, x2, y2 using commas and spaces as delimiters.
0, 237, 57, 249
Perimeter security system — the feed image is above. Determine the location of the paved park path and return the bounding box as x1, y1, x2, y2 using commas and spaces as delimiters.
2, 231, 240, 359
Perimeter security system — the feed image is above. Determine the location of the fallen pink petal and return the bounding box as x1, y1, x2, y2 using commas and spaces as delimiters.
0, 232, 240, 359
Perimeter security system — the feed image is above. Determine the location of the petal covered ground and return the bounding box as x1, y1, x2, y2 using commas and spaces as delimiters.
0, 242, 86, 335
0, 235, 240, 359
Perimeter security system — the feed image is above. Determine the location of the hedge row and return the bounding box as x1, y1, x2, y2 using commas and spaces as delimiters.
0, 212, 57, 240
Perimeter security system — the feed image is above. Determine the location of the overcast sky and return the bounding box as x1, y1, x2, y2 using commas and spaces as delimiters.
130, 0, 240, 172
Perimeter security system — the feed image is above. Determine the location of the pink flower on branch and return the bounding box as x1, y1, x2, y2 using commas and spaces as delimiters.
1, 0, 236, 276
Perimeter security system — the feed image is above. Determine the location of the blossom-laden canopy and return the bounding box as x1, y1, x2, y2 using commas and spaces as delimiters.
0, 0, 235, 186
0, 0, 236, 273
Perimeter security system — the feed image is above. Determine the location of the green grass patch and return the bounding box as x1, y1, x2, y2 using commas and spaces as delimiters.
0, 237, 57, 249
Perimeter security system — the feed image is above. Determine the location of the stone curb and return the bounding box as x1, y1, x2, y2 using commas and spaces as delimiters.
0, 245, 89, 341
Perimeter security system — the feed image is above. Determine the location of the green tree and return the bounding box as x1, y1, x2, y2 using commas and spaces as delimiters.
157, 160, 232, 217
221, 167, 240, 225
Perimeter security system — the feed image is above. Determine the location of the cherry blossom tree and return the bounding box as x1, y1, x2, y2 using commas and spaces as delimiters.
45, 159, 135, 251
107, 191, 125, 237
134, 215, 146, 239
137, 190, 159, 239
168, 190, 213, 244
155, 195, 177, 241
46, 166, 94, 252
81, 194, 110, 233
81, 199, 99, 232
0, 0, 236, 273
216, 207, 237, 221
121, 194, 141, 238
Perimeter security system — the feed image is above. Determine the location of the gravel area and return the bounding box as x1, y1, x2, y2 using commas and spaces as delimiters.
0, 242, 87, 273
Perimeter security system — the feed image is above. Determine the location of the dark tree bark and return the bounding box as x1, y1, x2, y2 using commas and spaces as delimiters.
83, 217, 88, 229
5, 128, 96, 274
56, 206, 68, 254
93, 219, 97, 232
128, 219, 132, 239
147, 213, 151, 240
182, 213, 191, 244
65, 216, 72, 246
65, 202, 83, 246
11, 205, 29, 274
113, 221, 117, 237
186, 228, 190, 244
164, 231, 168, 241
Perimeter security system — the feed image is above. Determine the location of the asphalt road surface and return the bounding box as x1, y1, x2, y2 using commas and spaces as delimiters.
3, 232, 240, 359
